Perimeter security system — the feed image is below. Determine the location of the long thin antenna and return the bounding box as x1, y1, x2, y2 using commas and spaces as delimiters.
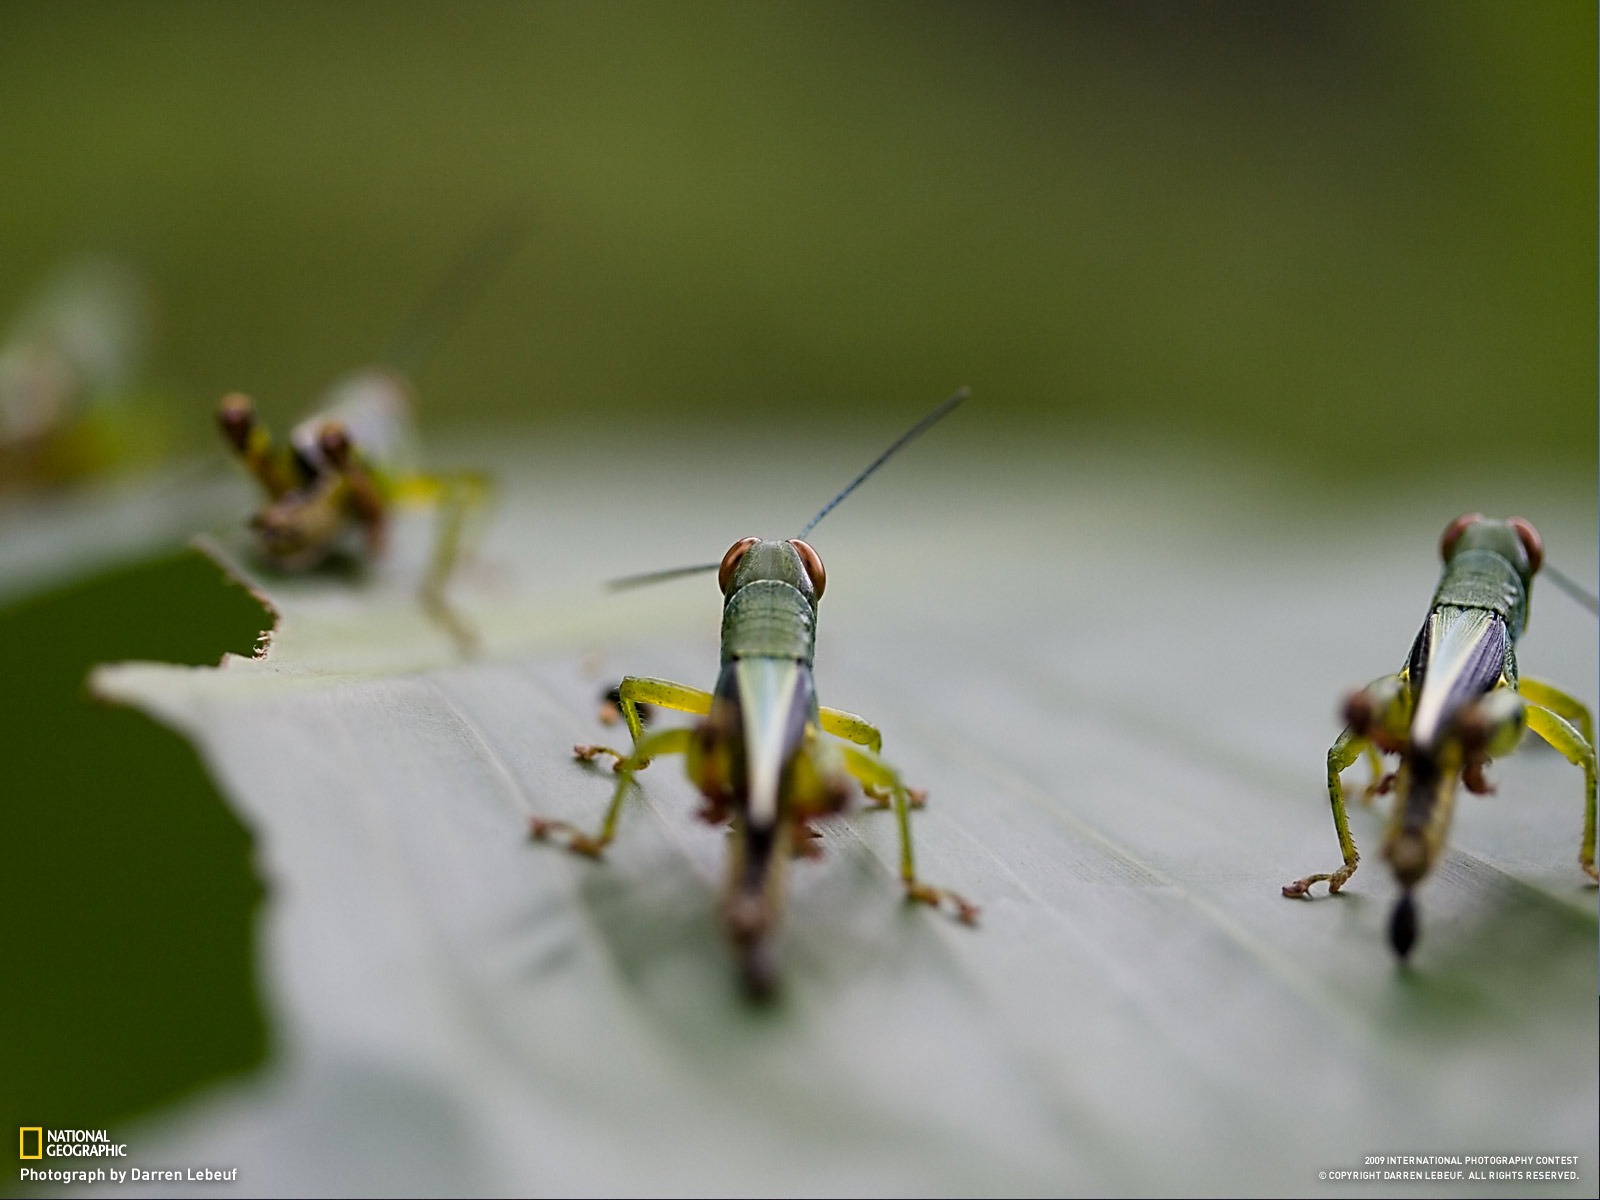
608, 561, 721, 591
605, 386, 970, 591
1543, 562, 1600, 615
796, 386, 969, 539
378, 213, 527, 377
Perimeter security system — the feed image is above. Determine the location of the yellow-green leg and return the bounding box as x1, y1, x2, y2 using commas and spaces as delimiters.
1521, 677, 1596, 747
1358, 744, 1393, 804
837, 742, 977, 924
820, 706, 882, 754
819, 705, 926, 809
1521, 678, 1598, 882
1282, 724, 1366, 898
575, 677, 713, 768
403, 469, 491, 656
533, 726, 695, 856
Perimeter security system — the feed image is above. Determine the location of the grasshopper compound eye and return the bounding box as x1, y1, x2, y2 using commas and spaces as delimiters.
1507, 516, 1544, 574
217, 393, 256, 451
1438, 512, 1485, 561
788, 538, 826, 599
317, 421, 353, 467
718, 537, 760, 594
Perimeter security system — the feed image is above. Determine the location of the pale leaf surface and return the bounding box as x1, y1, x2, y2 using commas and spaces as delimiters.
93, 435, 1599, 1197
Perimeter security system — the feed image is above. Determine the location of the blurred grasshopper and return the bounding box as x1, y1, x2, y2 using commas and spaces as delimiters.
1283, 513, 1598, 958
216, 222, 518, 652
532, 389, 979, 997
0, 258, 157, 490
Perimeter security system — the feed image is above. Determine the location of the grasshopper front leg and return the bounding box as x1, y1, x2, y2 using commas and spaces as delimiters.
837, 742, 977, 924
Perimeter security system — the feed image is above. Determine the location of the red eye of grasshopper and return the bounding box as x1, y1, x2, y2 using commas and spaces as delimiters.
317, 421, 353, 467
217, 393, 256, 451
1439, 512, 1485, 561
718, 537, 759, 594
788, 539, 826, 599
1507, 516, 1544, 574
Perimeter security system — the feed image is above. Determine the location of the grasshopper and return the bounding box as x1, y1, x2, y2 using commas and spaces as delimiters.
216, 374, 486, 647
215, 223, 517, 651
532, 389, 979, 996
1283, 513, 1598, 957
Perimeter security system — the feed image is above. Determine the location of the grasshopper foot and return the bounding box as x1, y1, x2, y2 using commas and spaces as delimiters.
1581, 856, 1597, 884
528, 818, 609, 859
574, 743, 645, 772
862, 784, 926, 810
904, 880, 980, 925
1282, 865, 1356, 899
421, 586, 481, 659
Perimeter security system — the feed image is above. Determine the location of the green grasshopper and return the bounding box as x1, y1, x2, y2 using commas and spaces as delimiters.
216, 374, 486, 648
1283, 513, 1598, 957
216, 224, 516, 651
532, 389, 979, 996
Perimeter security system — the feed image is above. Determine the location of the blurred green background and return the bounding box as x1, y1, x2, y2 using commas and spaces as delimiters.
2, 0, 1594, 1153
1, 1, 1593, 474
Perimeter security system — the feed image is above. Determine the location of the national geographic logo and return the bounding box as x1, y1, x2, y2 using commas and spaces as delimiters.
17, 1127, 128, 1158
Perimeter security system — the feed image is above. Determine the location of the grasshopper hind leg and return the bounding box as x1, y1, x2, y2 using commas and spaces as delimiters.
837, 742, 978, 924
391, 469, 491, 656
819, 706, 925, 809
1282, 724, 1370, 899
1284, 673, 1411, 900
1519, 678, 1598, 883
532, 726, 695, 856
538, 677, 717, 855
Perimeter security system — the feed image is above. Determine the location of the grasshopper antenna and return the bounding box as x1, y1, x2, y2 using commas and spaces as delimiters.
796, 386, 969, 539
378, 212, 528, 378
606, 386, 969, 591
608, 561, 722, 591
1543, 561, 1600, 615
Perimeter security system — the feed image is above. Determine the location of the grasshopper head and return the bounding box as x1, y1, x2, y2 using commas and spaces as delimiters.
718, 537, 826, 603
1439, 513, 1542, 581
250, 485, 348, 571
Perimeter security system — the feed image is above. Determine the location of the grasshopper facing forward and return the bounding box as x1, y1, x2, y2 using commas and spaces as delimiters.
218, 373, 487, 651
216, 223, 518, 651
531, 390, 979, 997
1283, 514, 1597, 957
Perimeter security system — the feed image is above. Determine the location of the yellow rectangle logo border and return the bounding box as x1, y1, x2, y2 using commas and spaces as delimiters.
20, 1127, 43, 1159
